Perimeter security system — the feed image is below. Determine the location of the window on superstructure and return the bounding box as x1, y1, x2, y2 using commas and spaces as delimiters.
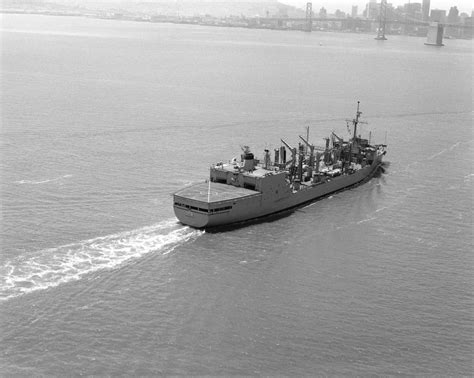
243, 183, 256, 190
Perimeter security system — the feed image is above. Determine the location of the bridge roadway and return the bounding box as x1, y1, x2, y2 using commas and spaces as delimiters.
257, 17, 472, 29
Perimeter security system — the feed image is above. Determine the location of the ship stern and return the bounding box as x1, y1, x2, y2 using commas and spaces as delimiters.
173, 195, 212, 228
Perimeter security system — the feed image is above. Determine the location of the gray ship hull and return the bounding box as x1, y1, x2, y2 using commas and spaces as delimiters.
174, 154, 383, 229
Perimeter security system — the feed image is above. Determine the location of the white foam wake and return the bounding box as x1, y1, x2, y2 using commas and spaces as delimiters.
0, 220, 203, 301
14, 174, 73, 185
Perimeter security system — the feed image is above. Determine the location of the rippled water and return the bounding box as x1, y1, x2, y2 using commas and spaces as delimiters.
1, 14, 472, 375
1, 221, 202, 300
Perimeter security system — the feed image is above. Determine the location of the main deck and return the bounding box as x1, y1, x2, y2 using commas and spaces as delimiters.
174, 182, 259, 203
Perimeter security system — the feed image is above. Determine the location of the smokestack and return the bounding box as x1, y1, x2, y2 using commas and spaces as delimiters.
243, 151, 255, 171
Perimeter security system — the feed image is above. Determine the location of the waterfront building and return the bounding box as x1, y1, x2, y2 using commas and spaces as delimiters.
422, 0, 430, 21
404, 2, 422, 21
430, 9, 446, 22
364, 1, 379, 20
352, 5, 358, 18
447, 6, 459, 23
334, 9, 345, 19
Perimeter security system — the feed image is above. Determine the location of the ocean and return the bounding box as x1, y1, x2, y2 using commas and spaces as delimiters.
1, 14, 472, 375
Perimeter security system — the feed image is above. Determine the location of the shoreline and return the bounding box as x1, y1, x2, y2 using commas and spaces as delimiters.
2, 9, 472, 40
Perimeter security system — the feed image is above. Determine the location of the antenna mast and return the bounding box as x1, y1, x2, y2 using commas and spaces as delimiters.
353, 101, 361, 141
346, 101, 362, 172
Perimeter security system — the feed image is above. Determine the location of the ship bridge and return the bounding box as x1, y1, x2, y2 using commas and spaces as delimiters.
210, 162, 287, 193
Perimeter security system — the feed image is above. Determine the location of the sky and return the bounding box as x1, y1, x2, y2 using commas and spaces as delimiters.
279, 0, 473, 14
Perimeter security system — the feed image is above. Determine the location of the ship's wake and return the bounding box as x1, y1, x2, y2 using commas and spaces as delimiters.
13, 174, 73, 185
0, 220, 203, 302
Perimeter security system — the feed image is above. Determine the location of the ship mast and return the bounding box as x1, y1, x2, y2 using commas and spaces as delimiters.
346, 101, 362, 171
299, 134, 315, 168
352, 101, 361, 142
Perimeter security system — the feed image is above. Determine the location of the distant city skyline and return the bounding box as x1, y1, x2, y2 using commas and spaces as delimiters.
279, 0, 472, 14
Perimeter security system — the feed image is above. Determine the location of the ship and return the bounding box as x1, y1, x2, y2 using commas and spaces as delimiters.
173, 102, 387, 229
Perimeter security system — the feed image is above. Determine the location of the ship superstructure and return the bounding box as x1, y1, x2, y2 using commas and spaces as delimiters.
173, 102, 387, 229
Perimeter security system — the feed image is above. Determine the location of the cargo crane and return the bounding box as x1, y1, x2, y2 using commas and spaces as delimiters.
299, 134, 315, 167
280, 139, 296, 166
280, 139, 298, 182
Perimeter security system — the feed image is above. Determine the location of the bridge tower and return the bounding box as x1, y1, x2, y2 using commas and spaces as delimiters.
375, 0, 387, 40
425, 22, 444, 46
305, 2, 312, 32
